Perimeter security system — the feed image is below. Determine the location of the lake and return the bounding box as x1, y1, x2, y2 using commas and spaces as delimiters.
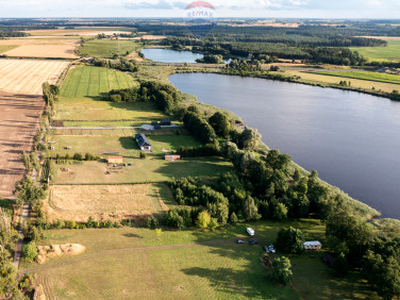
141, 48, 231, 64
169, 73, 400, 219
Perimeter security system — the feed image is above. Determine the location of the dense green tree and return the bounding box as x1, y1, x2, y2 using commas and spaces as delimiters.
196, 211, 211, 229
272, 256, 293, 286
333, 252, 349, 277
240, 127, 261, 151
272, 203, 288, 220
276, 227, 304, 254
209, 112, 231, 138
243, 196, 261, 221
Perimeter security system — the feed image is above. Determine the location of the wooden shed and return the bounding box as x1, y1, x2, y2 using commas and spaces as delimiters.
107, 156, 123, 164
165, 155, 181, 161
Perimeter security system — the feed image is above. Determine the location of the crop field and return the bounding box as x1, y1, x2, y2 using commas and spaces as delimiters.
60, 66, 135, 98
309, 70, 400, 85
50, 157, 233, 184
24, 27, 133, 37
0, 38, 79, 59
22, 219, 376, 299
0, 92, 44, 198
349, 38, 400, 62
285, 69, 400, 93
49, 135, 200, 157
0, 59, 70, 95
43, 184, 168, 223
78, 39, 143, 58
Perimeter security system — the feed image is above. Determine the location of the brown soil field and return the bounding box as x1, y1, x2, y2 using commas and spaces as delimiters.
43, 184, 167, 223
0, 38, 79, 58
0, 91, 44, 198
0, 60, 70, 95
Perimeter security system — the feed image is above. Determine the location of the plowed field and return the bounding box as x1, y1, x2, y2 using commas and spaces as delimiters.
0, 92, 44, 198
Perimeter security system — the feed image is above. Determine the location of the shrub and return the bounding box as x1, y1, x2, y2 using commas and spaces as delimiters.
23, 242, 38, 262
140, 152, 147, 159
73, 153, 83, 161
147, 216, 159, 229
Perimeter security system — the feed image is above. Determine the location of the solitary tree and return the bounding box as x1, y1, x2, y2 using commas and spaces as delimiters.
272, 256, 293, 286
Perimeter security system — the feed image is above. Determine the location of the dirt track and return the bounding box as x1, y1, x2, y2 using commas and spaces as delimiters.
0, 91, 44, 198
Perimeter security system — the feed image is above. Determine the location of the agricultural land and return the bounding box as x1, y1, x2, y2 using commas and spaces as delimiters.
2, 21, 400, 300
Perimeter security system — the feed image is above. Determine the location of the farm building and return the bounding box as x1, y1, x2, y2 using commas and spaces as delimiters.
135, 133, 152, 151
107, 156, 123, 164
304, 241, 322, 251
160, 119, 171, 126
165, 155, 181, 161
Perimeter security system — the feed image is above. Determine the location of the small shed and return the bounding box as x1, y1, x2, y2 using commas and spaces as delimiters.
304, 241, 322, 251
165, 155, 181, 161
160, 119, 171, 126
107, 156, 123, 164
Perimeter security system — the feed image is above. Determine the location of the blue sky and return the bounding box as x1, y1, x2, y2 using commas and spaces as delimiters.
1, 0, 399, 18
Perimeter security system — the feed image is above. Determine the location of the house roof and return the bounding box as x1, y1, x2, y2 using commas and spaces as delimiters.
135, 133, 151, 147
304, 241, 322, 247
107, 156, 123, 160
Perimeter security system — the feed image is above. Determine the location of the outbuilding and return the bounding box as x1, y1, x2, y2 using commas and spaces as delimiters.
304, 241, 322, 251
107, 156, 123, 164
165, 155, 181, 161
135, 133, 152, 151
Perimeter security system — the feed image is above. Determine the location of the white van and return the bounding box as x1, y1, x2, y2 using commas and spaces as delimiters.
247, 227, 255, 236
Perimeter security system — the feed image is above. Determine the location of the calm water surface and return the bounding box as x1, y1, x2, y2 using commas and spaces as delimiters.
170, 73, 400, 219
141, 48, 231, 64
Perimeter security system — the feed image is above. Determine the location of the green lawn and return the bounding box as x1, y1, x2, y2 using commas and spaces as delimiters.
309, 70, 400, 85
23, 220, 377, 299
51, 157, 233, 184
349, 39, 400, 62
50, 134, 201, 157
0, 44, 19, 54
60, 66, 135, 98
79, 39, 142, 58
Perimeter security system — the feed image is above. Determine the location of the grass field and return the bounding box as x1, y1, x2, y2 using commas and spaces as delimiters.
79, 39, 142, 58
51, 157, 233, 184
43, 184, 168, 223
60, 66, 135, 98
0, 44, 19, 53
349, 39, 400, 62
50, 135, 201, 157
23, 220, 377, 299
309, 70, 400, 85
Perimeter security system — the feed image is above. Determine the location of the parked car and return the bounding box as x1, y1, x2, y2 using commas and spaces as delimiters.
246, 227, 255, 236
237, 239, 245, 244
249, 239, 258, 245
264, 244, 276, 253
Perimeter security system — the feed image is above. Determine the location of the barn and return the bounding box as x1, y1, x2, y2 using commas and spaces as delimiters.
135, 133, 152, 151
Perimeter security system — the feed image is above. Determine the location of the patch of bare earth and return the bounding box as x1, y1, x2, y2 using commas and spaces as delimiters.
0, 92, 44, 198
43, 184, 167, 223
37, 244, 86, 264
